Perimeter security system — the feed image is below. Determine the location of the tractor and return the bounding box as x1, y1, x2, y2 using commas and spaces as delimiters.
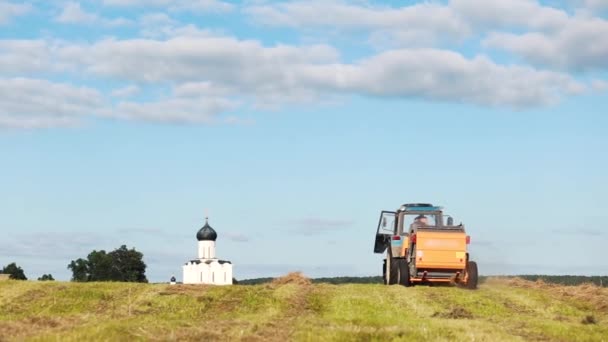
373, 203, 478, 289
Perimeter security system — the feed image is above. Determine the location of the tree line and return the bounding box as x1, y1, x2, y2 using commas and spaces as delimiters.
2, 245, 147, 283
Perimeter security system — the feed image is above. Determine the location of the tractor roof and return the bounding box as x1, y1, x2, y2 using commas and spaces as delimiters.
398, 203, 443, 213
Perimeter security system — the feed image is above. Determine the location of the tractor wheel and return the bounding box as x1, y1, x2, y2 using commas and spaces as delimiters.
397, 259, 411, 287
382, 259, 387, 284
465, 261, 478, 290
388, 257, 399, 285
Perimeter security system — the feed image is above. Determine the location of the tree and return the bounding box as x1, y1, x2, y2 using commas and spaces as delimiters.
86, 250, 113, 281
68, 258, 89, 282
107, 245, 147, 282
67, 245, 147, 283
2, 263, 27, 280
38, 274, 55, 281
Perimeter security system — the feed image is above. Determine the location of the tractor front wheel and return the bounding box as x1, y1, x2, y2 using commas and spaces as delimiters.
382, 259, 387, 284
465, 261, 478, 290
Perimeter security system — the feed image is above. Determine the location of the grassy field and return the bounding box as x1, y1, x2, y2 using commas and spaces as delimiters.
0, 275, 606, 341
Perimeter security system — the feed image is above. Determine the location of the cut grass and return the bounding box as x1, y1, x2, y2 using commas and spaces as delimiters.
0, 277, 607, 341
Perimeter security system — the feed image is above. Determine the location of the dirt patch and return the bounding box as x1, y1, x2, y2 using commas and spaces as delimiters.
581, 315, 597, 325
158, 284, 210, 296
432, 307, 473, 319
269, 272, 311, 287
135, 320, 249, 342
27, 316, 61, 328
0, 315, 81, 340
502, 299, 534, 314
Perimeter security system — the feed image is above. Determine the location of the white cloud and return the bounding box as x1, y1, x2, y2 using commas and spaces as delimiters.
0, 32, 596, 127
450, 0, 569, 31
247, 0, 571, 37
56, 2, 97, 23
164, 25, 218, 38
0, 115, 79, 129
139, 12, 175, 27
103, 0, 234, 13
0, 1, 30, 25
110, 84, 140, 97
0, 78, 102, 128
244, 0, 575, 47
103, 80, 239, 123
56, 2, 132, 27
60, 37, 583, 108
591, 79, 608, 91
483, 17, 608, 71
0, 40, 55, 75
582, 0, 608, 10
171, 0, 234, 13
62, 37, 340, 86
246, 0, 608, 72
174, 82, 234, 97
137, 13, 217, 38
104, 0, 167, 5
0, 232, 111, 259
337, 49, 584, 107
247, 1, 469, 46
104, 96, 238, 124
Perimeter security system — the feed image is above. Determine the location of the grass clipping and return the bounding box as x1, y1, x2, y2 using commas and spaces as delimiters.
271, 272, 312, 286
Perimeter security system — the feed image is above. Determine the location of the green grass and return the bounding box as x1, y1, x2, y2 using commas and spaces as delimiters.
0, 278, 606, 341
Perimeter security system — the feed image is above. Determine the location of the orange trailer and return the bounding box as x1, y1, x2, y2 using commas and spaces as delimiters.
373, 203, 478, 289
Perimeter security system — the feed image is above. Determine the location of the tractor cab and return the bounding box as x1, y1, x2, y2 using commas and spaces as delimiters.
373, 203, 478, 289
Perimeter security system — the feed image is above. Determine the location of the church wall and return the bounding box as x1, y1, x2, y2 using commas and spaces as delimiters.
182, 261, 233, 285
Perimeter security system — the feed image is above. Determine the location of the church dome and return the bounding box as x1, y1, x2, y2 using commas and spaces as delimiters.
196, 218, 217, 241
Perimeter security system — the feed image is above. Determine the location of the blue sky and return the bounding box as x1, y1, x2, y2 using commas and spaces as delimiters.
1, 0, 607, 282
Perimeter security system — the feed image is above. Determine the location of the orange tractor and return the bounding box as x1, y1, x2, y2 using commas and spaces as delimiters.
373, 203, 478, 289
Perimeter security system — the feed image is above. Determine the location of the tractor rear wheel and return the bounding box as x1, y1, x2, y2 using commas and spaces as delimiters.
388, 257, 399, 285
397, 259, 411, 287
465, 261, 478, 290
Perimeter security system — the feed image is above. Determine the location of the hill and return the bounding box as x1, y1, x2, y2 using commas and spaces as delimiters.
1, 275, 606, 341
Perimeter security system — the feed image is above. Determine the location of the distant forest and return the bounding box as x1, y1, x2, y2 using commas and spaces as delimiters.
238, 275, 608, 287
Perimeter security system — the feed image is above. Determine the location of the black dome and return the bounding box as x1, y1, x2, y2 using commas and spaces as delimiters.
196, 219, 217, 241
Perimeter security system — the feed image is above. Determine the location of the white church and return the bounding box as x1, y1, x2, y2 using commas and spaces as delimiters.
182, 218, 233, 285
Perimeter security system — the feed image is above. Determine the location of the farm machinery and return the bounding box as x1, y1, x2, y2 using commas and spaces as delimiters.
373, 203, 478, 289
